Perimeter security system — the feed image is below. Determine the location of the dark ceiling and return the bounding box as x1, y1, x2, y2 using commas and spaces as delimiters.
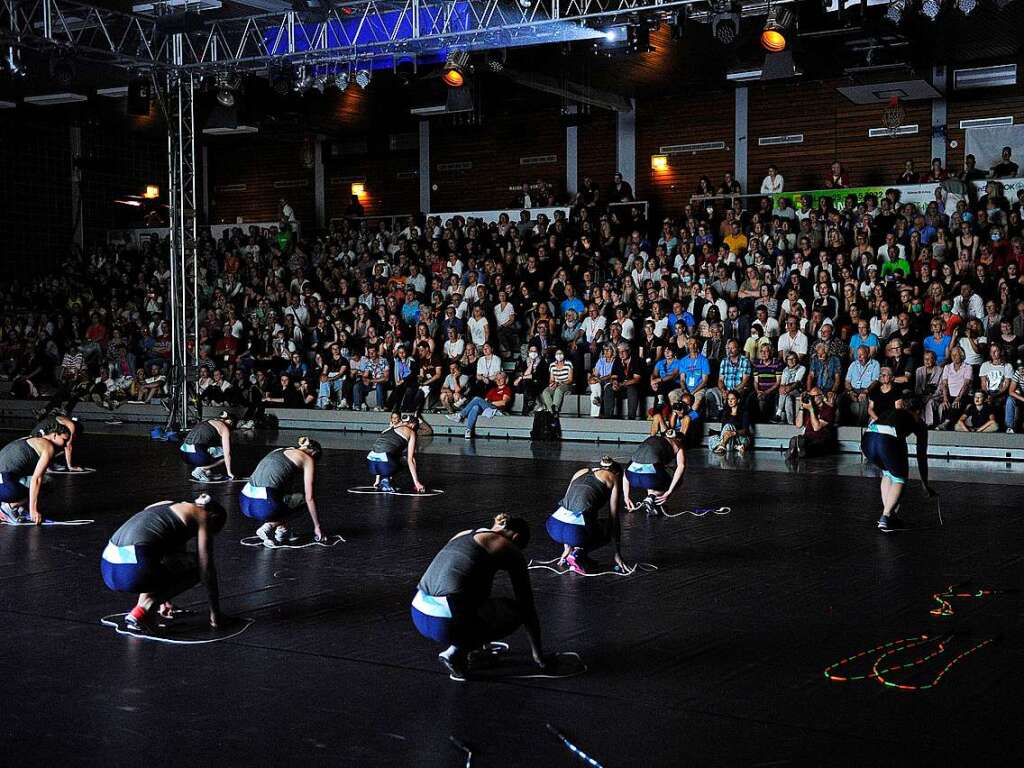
2, 0, 1022, 137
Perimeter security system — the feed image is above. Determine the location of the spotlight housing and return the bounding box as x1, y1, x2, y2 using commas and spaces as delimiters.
956, 0, 976, 13
760, 6, 794, 53
335, 70, 350, 90
442, 50, 470, 87
355, 68, 372, 89
921, 0, 941, 19
885, 0, 905, 23
215, 71, 239, 107
712, 12, 740, 45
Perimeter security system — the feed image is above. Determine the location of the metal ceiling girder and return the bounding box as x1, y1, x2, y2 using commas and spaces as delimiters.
4, 0, 704, 73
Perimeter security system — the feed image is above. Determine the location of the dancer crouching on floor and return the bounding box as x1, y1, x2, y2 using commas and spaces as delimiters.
546, 456, 626, 575
179, 412, 236, 481
624, 430, 687, 516
0, 425, 71, 524
240, 436, 325, 546
861, 400, 937, 532
368, 413, 426, 493
411, 513, 545, 679
101, 494, 225, 632
31, 409, 81, 471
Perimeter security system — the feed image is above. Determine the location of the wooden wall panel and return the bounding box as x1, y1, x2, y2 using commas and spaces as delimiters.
324, 151, 420, 221
206, 137, 316, 226
0, 113, 72, 276
577, 110, 618, 190
945, 89, 1024, 174
429, 109, 567, 212
749, 80, 931, 193
635, 90, 735, 211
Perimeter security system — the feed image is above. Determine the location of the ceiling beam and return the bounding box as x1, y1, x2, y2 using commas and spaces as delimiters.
498, 67, 632, 112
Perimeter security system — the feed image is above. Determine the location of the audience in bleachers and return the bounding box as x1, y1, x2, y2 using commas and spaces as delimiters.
3, 163, 1024, 444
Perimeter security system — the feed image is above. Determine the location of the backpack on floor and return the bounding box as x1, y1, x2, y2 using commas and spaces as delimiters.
531, 411, 561, 442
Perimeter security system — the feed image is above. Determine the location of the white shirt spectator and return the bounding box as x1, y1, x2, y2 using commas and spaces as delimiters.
494, 303, 515, 328
281, 203, 297, 223
619, 317, 635, 341
581, 314, 607, 344
980, 360, 1012, 393
467, 315, 489, 346
405, 272, 427, 295
476, 354, 501, 381
443, 338, 465, 360
777, 330, 809, 359
951, 293, 985, 321
760, 173, 784, 194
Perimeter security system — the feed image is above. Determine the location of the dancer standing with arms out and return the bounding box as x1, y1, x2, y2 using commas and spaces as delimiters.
179, 412, 236, 481
861, 401, 937, 532
624, 430, 687, 516
240, 437, 325, 546
411, 513, 545, 679
101, 494, 225, 632
367, 413, 426, 493
545, 456, 626, 575
0, 426, 71, 524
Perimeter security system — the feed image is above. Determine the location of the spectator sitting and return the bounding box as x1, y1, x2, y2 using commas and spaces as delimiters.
706, 339, 752, 420
440, 360, 470, 413
650, 392, 699, 436
788, 387, 838, 460
955, 391, 999, 433
588, 344, 621, 418
537, 349, 574, 415
710, 390, 752, 455
844, 345, 880, 425
513, 343, 548, 415
448, 371, 513, 439
775, 352, 807, 424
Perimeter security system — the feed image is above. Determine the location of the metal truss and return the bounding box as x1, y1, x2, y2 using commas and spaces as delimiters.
163, 37, 200, 431
3, 0, 703, 73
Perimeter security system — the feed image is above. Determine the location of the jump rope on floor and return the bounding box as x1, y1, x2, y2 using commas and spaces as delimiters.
824, 582, 1016, 691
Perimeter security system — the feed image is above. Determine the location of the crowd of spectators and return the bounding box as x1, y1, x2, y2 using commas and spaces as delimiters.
3, 156, 1024, 447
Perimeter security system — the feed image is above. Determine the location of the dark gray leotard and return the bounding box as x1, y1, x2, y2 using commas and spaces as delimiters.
250, 448, 299, 490
0, 438, 40, 477
632, 435, 674, 465
110, 502, 194, 552
418, 530, 497, 608
185, 420, 219, 447
560, 471, 611, 515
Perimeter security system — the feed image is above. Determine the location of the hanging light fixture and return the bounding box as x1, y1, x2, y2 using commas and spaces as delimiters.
442, 50, 470, 87
355, 67, 372, 89
335, 69, 350, 90
760, 4, 794, 53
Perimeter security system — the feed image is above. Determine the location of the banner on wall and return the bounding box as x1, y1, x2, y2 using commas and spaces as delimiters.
770, 177, 1024, 211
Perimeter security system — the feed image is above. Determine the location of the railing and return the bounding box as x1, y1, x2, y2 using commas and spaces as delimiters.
688, 178, 1024, 209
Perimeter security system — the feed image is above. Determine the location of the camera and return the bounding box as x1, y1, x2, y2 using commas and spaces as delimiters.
801, 393, 813, 405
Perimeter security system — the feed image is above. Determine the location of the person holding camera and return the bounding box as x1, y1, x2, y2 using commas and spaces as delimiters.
787, 387, 838, 461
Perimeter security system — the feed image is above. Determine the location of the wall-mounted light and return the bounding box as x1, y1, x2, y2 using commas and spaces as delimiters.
351, 182, 365, 196
651, 154, 668, 172
144, 185, 160, 199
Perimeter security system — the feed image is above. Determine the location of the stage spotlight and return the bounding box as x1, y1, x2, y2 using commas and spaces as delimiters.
712, 12, 740, 45
956, 0, 976, 13
922, 0, 941, 19
885, 0, 906, 22
294, 66, 313, 92
760, 6, 794, 53
517, 0, 533, 8
355, 68, 372, 89
442, 50, 470, 87
270, 66, 292, 95
215, 72, 238, 107
49, 49, 76, 87
334, 70, 349, 90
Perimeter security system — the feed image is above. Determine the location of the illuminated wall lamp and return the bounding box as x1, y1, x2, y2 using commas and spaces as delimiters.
351, 182, 366, 196
651, 154, 669, 172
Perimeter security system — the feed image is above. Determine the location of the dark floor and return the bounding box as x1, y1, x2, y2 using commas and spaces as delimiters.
1, 427, 1023, 767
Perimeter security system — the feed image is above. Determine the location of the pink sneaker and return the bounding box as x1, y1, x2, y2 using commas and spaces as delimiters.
565, 548, 587, 575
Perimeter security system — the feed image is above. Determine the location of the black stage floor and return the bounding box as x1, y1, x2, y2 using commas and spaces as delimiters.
2, 428, 1023, 766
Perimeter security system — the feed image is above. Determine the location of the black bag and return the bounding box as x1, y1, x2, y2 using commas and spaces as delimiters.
531, 411, 561, 442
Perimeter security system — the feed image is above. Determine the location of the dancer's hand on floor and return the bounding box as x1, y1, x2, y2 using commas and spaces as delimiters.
209, 610, 222, 629
614, 554, 627, 572
653, 492, 671, 506
31, 511, 43, 525
314, 528, 327, 542
414, 482, 426, 493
